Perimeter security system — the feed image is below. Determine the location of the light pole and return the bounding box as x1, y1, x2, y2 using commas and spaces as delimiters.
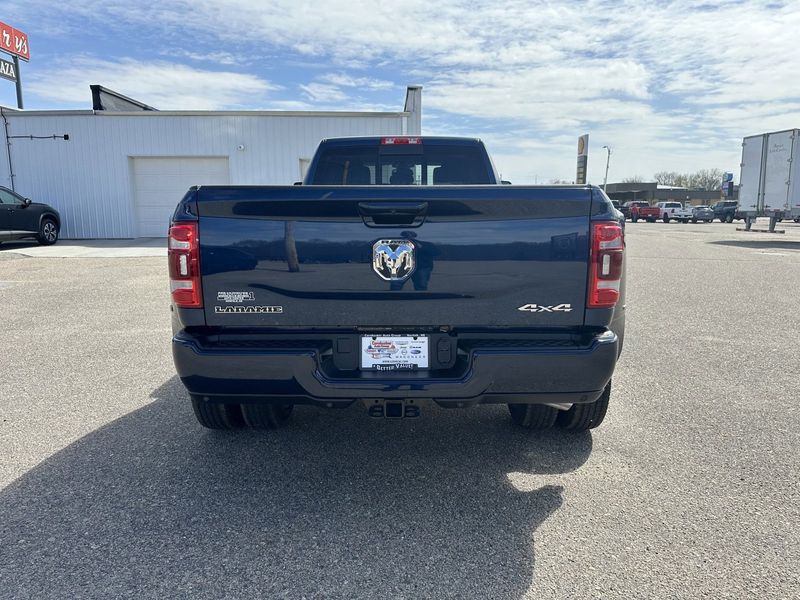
602, 145, 612, 192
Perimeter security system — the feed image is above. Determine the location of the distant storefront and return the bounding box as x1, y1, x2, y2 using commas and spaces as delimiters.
604, 182, 734, 205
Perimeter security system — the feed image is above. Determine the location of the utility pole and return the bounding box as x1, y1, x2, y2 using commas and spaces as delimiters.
602, 145, 612, 191
13, 55, 23, 109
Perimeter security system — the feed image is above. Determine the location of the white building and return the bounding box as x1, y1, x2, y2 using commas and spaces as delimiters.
0, 86, 422, 238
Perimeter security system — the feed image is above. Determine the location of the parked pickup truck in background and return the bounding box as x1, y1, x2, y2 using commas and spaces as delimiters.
656, 201, 684, 222
669, 203, 694, 223
711, 200, 742, 223
169, 136, 625, 433
623, 200, 659, 222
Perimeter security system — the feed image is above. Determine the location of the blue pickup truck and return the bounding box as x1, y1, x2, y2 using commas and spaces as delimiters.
169, 136, 625, 432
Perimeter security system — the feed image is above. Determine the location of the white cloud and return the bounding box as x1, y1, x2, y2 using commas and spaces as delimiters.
317, 73, 395, 91
165, 49, 242, 66
267, 100, 315, 111
298, 74, 398, 108
27, 57, 275, 110
298, 82, 348, 103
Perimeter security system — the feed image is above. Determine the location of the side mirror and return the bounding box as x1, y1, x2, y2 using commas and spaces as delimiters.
23, 197, 32, 207
293, 181, 303, 186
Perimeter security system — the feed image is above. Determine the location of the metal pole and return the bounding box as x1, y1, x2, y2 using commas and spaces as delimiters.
12, 55, 23, 109
1, 107, 14, 191
602, 145, 611, 191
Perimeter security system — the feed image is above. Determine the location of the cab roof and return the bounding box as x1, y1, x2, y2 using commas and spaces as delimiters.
318, 136, 483, 146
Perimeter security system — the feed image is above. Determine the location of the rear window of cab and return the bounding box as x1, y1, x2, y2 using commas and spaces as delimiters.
310, 144, 493, 185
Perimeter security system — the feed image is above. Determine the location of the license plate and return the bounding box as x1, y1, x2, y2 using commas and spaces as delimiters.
360, 335, 429, 371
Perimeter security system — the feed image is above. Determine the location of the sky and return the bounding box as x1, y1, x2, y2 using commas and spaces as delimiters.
2, 0, 799, 184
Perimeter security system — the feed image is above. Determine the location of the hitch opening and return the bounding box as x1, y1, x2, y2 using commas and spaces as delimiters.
366, 399, 421, 419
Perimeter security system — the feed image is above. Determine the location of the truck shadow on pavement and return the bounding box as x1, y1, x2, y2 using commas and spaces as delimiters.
709, 239, 800, 251
0, 377, 593, 599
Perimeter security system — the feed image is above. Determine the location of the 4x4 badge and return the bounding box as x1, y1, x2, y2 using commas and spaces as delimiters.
517, 303, 573, 313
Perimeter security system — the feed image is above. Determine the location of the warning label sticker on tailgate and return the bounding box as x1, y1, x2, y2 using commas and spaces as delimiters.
217, 291, 255, 303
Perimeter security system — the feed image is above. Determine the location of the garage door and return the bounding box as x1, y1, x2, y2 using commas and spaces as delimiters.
132, 157, 229, 237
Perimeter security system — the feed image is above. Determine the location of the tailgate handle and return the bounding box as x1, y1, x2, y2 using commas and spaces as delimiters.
358, 202, 428, 227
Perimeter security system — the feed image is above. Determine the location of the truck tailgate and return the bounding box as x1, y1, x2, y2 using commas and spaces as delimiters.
195, 186, 593, 328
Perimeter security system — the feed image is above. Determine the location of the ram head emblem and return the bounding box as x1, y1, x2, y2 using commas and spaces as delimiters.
372, 239, 415, 281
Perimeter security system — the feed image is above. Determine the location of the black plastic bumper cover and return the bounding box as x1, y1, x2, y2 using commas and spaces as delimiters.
172, 330, 618, 406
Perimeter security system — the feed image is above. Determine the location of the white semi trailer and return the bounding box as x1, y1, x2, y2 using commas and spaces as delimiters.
739, 129, 800, 230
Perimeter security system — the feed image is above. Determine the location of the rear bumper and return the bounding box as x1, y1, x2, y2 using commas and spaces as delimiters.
172, 329, 619, 406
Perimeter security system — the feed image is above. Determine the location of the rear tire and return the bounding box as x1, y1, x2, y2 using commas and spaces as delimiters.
37, 218, 59, 245
725, 214, 734, 223
632, 216, 638, 223
691, 218, 697, 223
191, 397, 245, 430
508, 403, 558, 429
241, 403, 294, 429
662, 214, 669, 223
556, 383, 611, 430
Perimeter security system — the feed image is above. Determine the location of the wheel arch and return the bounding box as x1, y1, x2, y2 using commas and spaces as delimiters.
39, 211, 61, 230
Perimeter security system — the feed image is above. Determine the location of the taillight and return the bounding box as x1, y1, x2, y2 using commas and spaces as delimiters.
168, 222, 202, 308
588, 222, 624, 308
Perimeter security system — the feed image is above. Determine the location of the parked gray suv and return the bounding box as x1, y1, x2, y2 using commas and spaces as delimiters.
0, 186, 61, 246
692, 205, 714, 223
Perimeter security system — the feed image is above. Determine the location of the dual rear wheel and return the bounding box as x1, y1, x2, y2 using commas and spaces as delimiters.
191, 397, 293, 430
508, 383, 611, 431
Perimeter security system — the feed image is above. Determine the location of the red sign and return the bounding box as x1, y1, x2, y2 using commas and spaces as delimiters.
0, 21, 29, 61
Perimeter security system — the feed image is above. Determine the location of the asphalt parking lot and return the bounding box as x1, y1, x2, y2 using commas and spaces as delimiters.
1, 221, 799, 599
